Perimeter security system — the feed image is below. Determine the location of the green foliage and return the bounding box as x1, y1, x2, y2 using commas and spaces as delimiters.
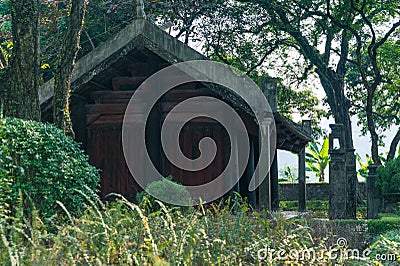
306, 138, 330, 182
347, 39, 400, 139
280, 200, 368, 219
376, 156, 400, 196
356, 152, 387, 181
0, 118, 12, 218
368, 229, 400, 264
1, 0, 225, 81
278, 165, 298, 182
356, 153, 374, 181
0, 192, 398, 264
0, 0, 11, 36
277, 84, 327, 138
0, 0, 11, 69
136, 176, 192, 210
367, 216, 400, 236
0, 193, 355, 265
0, 117, 99, 218
280, 200, 330, 218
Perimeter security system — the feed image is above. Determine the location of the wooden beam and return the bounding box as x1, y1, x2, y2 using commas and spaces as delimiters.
91, 90, 134, 103
108, 66, 128, 77
89, 80, 110, 91
112, 76, 147, 91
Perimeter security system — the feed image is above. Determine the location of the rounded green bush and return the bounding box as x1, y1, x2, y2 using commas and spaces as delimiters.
0, 117, 99, 218
136, 176, 192, 210
376, 157, 400, 196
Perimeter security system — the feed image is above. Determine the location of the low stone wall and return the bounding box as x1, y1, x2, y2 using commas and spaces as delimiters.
279, 182, 366, 201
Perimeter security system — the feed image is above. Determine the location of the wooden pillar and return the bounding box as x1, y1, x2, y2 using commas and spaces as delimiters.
247, 139, 256, 208
271, 150, 279, 210
367, 164, 383, 219
240, 138, 256, 208
298, 148, 306, 212
226, 130, 240, 200
70, 96, 88, 149
298, 120, 311, 212
258, 77, 278, 212
257, 119, 273, 211
146, 104, 161, 176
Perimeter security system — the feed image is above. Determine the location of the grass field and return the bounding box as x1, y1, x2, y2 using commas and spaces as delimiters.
0, 196, 399, 265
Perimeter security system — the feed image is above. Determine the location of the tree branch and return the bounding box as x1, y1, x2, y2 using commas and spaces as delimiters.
323, 31, 333, 64
53, 0, 87, 136
375, 20, 400, 49
387, 129, 400, 161
351, 103, 400, 125
84, 29, 95, 50
245, 40, 281, 75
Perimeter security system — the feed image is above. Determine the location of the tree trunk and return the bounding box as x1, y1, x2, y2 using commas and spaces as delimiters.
318, 74, 357, 219
3, 0, 40, 120
269, 2, 357, 218
52, 0, 87, 136
0, 46, 7, 69
387, 130, 400, 161
366, 88, 382, 165
319, 171, 324, 182
0, 70, 7, 111
316, 67, 354, 146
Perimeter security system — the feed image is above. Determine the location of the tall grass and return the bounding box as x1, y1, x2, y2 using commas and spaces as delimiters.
0, 192, 398, 265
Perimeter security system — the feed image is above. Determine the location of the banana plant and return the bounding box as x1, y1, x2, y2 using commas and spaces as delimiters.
306, 138, 330, 182
278, 165, 298, 183
356, 152, 387, 181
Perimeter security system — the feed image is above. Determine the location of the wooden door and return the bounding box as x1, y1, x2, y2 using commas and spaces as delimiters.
161, 120, 229, 199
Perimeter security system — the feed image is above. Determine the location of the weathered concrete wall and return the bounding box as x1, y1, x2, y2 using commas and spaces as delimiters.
279, 182, 366, 201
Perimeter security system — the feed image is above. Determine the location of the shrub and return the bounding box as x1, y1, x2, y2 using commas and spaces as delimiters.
280, 200, 330, 218
376, 157, 400, 196
0, 196, 344, 265
0, 117, 99, 218
368, 229, 400, 264
368, 215, 400, 235
136, 176, 192, 210
0, 118, 13, 218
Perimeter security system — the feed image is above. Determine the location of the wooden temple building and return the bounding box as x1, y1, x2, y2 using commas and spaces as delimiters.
39, 18, 312, 210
